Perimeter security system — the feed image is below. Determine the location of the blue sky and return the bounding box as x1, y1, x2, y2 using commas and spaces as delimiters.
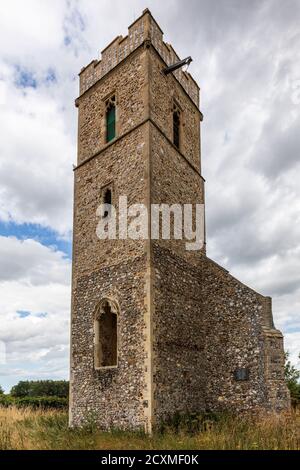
0, 222, 72, 259
0, 0, 300, 392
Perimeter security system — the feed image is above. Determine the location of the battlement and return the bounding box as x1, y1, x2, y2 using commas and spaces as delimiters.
79, 9, 199, 106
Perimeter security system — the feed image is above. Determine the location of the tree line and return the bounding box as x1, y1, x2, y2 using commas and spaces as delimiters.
0, 380, 69, 409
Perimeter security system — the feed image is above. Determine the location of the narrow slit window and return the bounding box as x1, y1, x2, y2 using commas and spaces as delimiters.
103, 188, 112, 218
173, 104, 180, 149
106, 96, 116, 143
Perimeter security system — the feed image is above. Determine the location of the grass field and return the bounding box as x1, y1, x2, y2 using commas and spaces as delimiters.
0, 406, 299, 450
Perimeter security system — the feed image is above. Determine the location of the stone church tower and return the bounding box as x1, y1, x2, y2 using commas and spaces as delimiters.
70, 9, 290, 431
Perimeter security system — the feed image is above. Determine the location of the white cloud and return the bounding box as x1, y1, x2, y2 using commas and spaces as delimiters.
0, 82, 75, 234
0, 236, 70, 284
285, 333, 300, 370
0, 0, 66, 58
0, 237, 71, 388
0, 1, 91, 236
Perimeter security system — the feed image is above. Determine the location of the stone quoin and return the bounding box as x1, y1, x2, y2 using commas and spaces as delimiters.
69, 8, 290, 432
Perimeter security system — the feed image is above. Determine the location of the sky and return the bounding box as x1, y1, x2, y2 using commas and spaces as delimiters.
0, 0, 299, 392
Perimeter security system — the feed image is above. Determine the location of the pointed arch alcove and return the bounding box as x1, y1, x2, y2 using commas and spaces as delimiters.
94, 298, 119, 369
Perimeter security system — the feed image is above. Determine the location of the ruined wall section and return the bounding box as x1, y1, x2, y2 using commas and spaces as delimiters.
201, 257, 290, 412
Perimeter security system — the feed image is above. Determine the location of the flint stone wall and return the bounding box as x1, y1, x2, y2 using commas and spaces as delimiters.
70, 255, 148, 429
152, 244, 205, 423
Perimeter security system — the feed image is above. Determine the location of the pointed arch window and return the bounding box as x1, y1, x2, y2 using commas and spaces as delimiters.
105, 95, 116, 143
94, 299, 118, 369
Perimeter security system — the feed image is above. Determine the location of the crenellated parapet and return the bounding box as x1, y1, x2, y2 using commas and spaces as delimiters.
79, 9, 199, 107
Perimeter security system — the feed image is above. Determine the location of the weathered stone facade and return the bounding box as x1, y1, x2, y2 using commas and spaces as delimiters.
70, 9, 290, 432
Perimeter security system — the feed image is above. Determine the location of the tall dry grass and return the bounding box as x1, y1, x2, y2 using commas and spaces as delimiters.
195, 411, 300, 450
0, 406, 299, 450
0, 406, 60, 450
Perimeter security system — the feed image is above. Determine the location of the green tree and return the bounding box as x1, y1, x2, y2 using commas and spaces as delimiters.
10, 380, 69, 398
284, 352, 300, 405
0, 385, 4, 395
10, 381, 30, 397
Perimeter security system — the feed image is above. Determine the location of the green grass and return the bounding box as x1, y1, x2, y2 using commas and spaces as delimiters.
0, 406, 299, 450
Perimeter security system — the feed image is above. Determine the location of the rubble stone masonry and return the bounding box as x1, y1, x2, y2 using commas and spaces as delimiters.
70, 9, 290, 432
